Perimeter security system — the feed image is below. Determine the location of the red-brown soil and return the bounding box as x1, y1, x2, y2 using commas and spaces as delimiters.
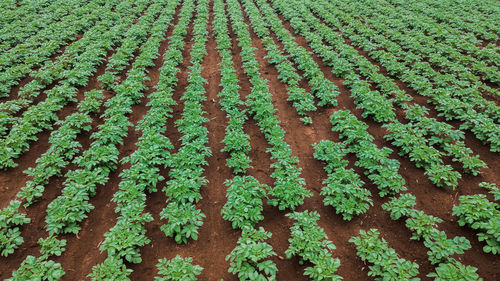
0, 0, 498, 280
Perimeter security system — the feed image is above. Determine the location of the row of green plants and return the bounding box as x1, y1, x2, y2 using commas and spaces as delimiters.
214, 0, 251, 175
286, 211, 342, 280
452, 182, 499, 255
308, 0, 500, 153
88, 1, 182, 279
0, 0, 150, 169
383, 194, 481, 280
350, 229, 420, 280
0, 0, 104, 98
214, 1, 277, 279
312, 140, 372, 220
226, 0, 311, 211
158, 0, 210, 246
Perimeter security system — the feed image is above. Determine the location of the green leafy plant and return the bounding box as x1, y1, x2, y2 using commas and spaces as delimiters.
453, 190, 500, 254
155, 255, 203, 281
88, 257, 132, 281
286, 211, 342, 280
7, 255, 65, 281
350, 229, 420, 280
0, 200, 30, 257
226, 226, 277, 280
160, 202, 205, 244
222, 176, 268, 229
313, 140, 372, 220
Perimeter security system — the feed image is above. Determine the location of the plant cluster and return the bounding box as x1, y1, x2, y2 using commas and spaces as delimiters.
222, 176, 268, 229
330, 110, 406, 196
383, 194, 481, 279
350, 229, 420, 280
0, 201, 30, 257
8, 235, 67, 281
155, 255, 203, 281
226, 0, 311, 211
226, 226, 277, 281
452, 182, 499, 254
160, 0, 210, 245
213, 0, 252, 174
286, 211, 342, 281
313, 140, 372, 220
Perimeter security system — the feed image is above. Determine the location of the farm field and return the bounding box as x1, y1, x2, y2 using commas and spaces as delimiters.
0, 0, 499, 280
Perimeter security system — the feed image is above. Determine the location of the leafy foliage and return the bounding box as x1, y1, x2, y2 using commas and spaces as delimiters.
313, 140, 372, 220
155, 255, 203, 281
226, 226, 277, 281
383, 194, 479, 277
7, 255, 65, 281
350, 229, 420, 280
453, 188, 500, 254
286, 211, 342, 281
0, 200, 30, 257
88, 257, 132, 281
222, 176, 268, 229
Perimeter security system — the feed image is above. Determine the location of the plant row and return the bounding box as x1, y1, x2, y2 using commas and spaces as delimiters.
0, 0, 151, 169
383, 194, 481, 280
307, 0, 500, 153
350, 229, 420, 280
269, 0, 485, 189
226, 0, 311, 211
159, 0, 210, 245
88, 1, 181, 279
214, 2, 277, 279
0, 0, 104, 98
0, 89, 101, 257
312, 140, 372, 220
